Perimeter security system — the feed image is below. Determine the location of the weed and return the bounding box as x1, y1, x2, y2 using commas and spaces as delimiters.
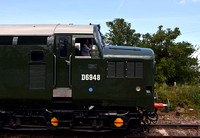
155, 83, 200, 112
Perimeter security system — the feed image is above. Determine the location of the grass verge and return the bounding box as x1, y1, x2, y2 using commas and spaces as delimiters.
155, 83, 200, 112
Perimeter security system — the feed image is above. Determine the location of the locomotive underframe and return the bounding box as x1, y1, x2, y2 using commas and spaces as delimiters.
0, 100, 158, 133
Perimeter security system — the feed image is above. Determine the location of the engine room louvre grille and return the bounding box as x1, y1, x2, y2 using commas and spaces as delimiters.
127, 61, 143, 78
18, 36, 47, 45
0, 36, 13, 45
127, 62, 135, 78
135, 62, 143, 78
116, 62, 124, 78
107, 62, 115, 78
30, 64, 46, 89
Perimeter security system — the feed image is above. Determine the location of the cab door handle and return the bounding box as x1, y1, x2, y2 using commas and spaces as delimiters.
65, 60, 70, 65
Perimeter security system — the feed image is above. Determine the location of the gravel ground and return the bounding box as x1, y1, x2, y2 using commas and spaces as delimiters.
145, 111, 200, 136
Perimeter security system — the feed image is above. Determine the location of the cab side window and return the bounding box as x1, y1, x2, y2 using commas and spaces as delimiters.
59, 37, 68, 58
75, 38, 99, 58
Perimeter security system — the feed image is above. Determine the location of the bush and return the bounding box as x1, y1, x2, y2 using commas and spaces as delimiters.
155, 83, 200, 111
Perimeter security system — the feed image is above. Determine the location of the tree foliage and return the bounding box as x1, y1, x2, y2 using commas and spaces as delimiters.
141, 25, 199, 84
104, 18, 199, 85
104, 18, 141, 46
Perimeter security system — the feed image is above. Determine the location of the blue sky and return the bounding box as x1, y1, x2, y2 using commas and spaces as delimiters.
0, 0, 200, 57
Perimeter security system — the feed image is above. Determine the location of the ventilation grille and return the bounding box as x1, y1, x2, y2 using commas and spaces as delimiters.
127, 62, 135, 78
107, 62, 115, 78
30, 64, 46, 89
135, 62, 143, 78
0, 36, 13, 45
107, 61, 143, 78
127, 61, 143, 78
107, 61, 124, 78
116, 62, 124, 78
18, 36, 47, 45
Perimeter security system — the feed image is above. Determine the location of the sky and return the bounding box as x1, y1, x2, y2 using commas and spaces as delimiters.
0, 0, 200, 58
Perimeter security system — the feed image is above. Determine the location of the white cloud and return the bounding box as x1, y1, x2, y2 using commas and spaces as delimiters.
192, 0, 200, 2
179, 0, 186, 4
177, 0, 200, 4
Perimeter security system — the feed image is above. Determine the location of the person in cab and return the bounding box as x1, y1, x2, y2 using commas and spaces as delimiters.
81, 39, 91, 56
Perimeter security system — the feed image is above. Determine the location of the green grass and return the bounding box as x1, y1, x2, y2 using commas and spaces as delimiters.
155, 83, 200, 112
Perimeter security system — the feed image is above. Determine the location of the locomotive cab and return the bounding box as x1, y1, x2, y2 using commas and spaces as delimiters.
69, 25, 156, 112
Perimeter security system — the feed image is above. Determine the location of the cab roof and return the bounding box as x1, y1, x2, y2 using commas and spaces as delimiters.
0, 24, 94, 36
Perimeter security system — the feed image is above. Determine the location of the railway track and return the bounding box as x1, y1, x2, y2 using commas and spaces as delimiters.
158, 112, 200, 115
150, 124, 200, 129
158, 111, 200, 115
0, 124, 199, 138
148, 124, 200, 137
0, 133, 199, 138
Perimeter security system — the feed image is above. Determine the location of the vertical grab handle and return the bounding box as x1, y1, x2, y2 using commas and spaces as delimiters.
65, 54, 72, 87
69, 54, 72, 86
53, 54, 56, 88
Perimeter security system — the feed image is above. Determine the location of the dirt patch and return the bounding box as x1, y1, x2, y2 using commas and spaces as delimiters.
157, 112, 200, 124
147, 128, 199, 136
145, 112, 200, 136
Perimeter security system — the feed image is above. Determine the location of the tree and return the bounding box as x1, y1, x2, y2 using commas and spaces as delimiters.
141, 26, 199, 84
104, 18, 141, 46
104, 19, 199, 84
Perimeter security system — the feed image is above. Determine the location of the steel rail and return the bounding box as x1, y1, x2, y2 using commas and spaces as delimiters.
150, 124, 200, 129
0, 133, 199, 138
0, 124, 200, 138
158, 112, 200, 115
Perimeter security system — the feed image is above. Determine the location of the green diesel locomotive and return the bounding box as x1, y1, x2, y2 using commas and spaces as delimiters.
0, 24, 168, 133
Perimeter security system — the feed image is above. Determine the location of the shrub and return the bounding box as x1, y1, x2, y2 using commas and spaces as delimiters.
155, 83, 200, 111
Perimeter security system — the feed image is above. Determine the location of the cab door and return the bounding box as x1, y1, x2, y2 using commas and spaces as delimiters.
71, 35, 105, 105
53, 35, 72, 97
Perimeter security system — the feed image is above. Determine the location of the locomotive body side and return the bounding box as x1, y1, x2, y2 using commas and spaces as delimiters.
0, 24, 162, 133
0, 26, 54, 104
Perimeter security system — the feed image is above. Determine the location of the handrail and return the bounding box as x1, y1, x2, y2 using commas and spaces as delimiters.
53, 54, 56, 88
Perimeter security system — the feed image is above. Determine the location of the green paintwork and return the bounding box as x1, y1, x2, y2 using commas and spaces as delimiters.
0, 42, 53, 104
0, 25, 155, 111
55, 35, 71, 88
72, 50, 155, 111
